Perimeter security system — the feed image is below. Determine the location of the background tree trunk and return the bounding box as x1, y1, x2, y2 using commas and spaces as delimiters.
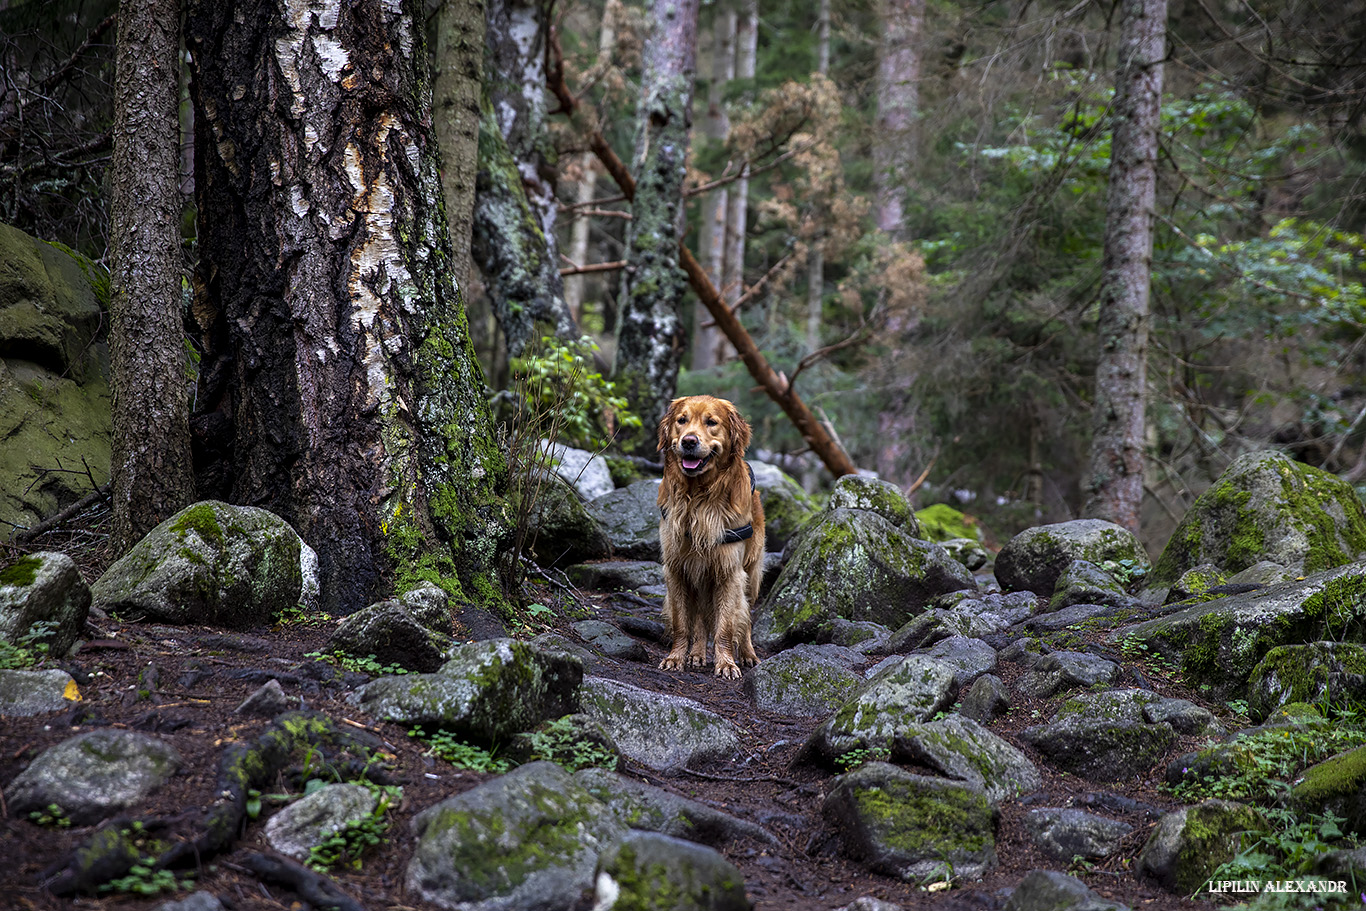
873, 0, 923, 236
690, 4, 734, 371
186, 0, 509, 615
614, 0, 700, 448
806, 0, 831, 354
1084, 0, 1166, 532
432, 0, 486, 296
108, 0, 196, 552
721, 0, 755, 346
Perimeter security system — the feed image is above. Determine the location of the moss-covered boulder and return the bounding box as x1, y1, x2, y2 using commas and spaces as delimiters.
754, 509, 976, 650
915, 503, 983, 543
1148, 450, 1366, 592
0, 551, 90, 658
0, 224, 111, 538
995, 520, 1149, 598
1021, 689, 1177, 782
751, 461, 820, 552
1166, 563, 1227, 604
886, 714, 1042, 803
584, 479, 662, 561
1290, 745, 1366, 834
407, 761, 628, 911
1135, 800, 1268, 895
1046, 560, 1134, 613
1247, 641, 1366, 722
822, 761, 998, 882
741, 643, 863, 716
1110, 565, 1366, 696
353, 639, 583, 742
578, 676, 740, 770
3, 729, 181, 826
524, 471, 611, 566
1165, 710, 1330, 792
592, 831, 750, 911
827, 474, 921, 535
573, 767, 778, 847
1003, 870, 1129, 911
91, 500, 305, 628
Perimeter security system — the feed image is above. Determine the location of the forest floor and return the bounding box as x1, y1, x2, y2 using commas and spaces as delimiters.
0, 526, 1219, 911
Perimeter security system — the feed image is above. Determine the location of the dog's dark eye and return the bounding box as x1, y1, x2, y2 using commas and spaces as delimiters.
705, 418, 718, 427
677, 416, 687, 424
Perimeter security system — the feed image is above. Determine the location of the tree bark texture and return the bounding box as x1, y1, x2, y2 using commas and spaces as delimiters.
690, 4, 734, 372
473, 0, 576, 356
615, 0, 700, 449
432, 0, 486, 296
1084, 0, 1165, 533
108, 0, 197, 552
721, 0, 755, 331
806, 0, 831, 354
873, 0, 923, 235
186, 0, 508, 614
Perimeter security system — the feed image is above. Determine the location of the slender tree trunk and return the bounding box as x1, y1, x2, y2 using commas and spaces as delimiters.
690, 4, 735, 372
1084, 0, 1166, 533
432, 0, 486, 296
615, 0, 700, 448
806, 0, 831, 354
186, 0, 509, 614
475, 0, 576, 357
720, 0, 755, 350
109, 0, 196, 552
873, 0, 923, 236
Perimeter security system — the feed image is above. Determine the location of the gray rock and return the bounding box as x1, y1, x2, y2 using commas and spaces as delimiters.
1143, 696, 1225, 737
353, 639, 582, 741
742, 643, 863, 716
887, 592, 1036, 651
823, 762, 997, 882
263, 782, 379, 860
565, 560, 666, 593
1022, 602, 1141, 633
826, 475, 921, 535
398, 582, 451, 628
1247, 641, 1366, 722
891, 714, 1042, 803
0, 667, 82, 715
153, 895, 227, 911
921, 636, 997, 687
941, 538, 990, 571
802, 655, 958, 767
299, 543, 321, 614
91, 500, 304, 628
995, 520, 1149, 598
530, 632, 603, 672
540, 440, 614, 501
815, 619, 891, 653
750, 460, 821, 552
1227, 561, 1296, 587
1004, 870, 1129, 911
578, 676, 740, 770
1017, 651, 1120, 699
1135, 800, 1268, 895
584, 480, 663, 561
4, 729, 181, 825
571, 619, 648, 662
525, 471, 611, 566
1024, 808, 1134, 861
235, 678, 294, 717
755, 509, 976, 650
1147, 450, 1366, 591
960, 674, 1010, 723
835, 899, 906, 911
1021, 689, 1176, 782
1165, 563, 1226, 603
593, 831, 749, 911
407, 761, 627, 911
574, 767, 777, 846
1047, 560, 1135, 613
0, 551, 90, 657
328, 599, 454, 673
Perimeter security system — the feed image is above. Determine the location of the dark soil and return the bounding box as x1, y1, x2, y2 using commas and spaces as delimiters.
0, 529, 1215, 911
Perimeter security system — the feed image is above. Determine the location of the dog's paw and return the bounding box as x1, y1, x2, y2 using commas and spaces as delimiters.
659, 656, 685, 671
685, 655, 707, 669
740, 656, 760, 668
714, 662, 742, 679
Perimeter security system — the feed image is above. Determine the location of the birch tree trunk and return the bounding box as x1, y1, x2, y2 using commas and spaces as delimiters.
186, 0, 509, 615
432, 0, 486, 295
690, 4, 734, 371
873, 0, 923, 235
1084, 0, 1166, 533
806, 0, 831, 354
721, 0, 755, 348
108, 0, 196, 552
474, 0, 576, 357
614, 0, 700, 446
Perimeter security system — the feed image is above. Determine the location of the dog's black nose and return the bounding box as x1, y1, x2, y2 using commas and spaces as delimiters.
680, 434, 700, 451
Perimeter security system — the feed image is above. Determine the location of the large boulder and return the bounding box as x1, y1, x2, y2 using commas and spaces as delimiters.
327, 599, 455, 673
1024, 808, 1134, 862
0, 668, 82, 715
0, 223, 111, 537
407, 761, 628, 911
1135, 800, 1268, 895
1021, 689, 1176, 782
754, 509, 976, 650
826, 475, 921, 535
592, 832, 750, 911
0, 551, 90, 657
822, 762, 998, 882
584, 479, 662, 560
353, 639, 583, 741
3, 729, 181, 825
995, 520, 1149, 598
1289, 745, 1366, 834
741, 643, 864, 716
91, 500, 304, 628
539, 440, 614, 501
750, 461, 820, 552
886, 591, 1036, 650
1148, 450, 1366, 591
1247, 641, 1366, 722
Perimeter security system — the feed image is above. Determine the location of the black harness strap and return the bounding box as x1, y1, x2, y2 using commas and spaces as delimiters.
662, 461, 757, 545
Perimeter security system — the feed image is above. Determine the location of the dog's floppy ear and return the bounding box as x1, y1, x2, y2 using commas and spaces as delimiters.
658, 398, 684, 454
726, 404, 752, 458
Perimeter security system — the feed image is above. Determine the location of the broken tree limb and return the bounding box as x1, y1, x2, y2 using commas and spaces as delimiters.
548, 33, 857, 478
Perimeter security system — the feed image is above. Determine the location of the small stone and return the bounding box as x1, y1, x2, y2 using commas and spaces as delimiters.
235, 678, 293, 717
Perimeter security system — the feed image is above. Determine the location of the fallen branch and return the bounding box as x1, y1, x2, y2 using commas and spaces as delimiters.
11, 483, 111, 544
559, 259, 627, 276
236, 853, 367, 911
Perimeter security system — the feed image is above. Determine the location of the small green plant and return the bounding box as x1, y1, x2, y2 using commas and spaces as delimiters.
305, 786, 401, 872
100, 864, 194, 896
834, 745, 891, 770
409, 728, 514, 773
1169, 724, 1366, 804
28, 803, 70, 827
1207, 808, 1354, 898
275, 605, 333, 626
525, 716, 619, 772
506, 335, 641, 451
0, 620, 58, 669
305, 650, 408, 677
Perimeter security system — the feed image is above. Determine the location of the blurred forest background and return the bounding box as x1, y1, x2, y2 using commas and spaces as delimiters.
4, 0, 1366, 560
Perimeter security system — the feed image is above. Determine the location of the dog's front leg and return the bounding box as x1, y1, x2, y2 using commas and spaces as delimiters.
659, 570, 692, 671
711, 572, 749, 679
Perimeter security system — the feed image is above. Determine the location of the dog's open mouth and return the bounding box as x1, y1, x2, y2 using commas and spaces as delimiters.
679, 452, 713, 475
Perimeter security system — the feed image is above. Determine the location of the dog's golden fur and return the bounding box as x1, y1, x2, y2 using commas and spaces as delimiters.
656, 395, 765, 679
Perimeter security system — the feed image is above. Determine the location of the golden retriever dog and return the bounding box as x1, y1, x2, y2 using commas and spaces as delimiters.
656, 395, 765, 679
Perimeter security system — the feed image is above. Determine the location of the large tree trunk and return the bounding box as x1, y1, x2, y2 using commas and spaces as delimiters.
873, 0, 923, 236
186, 0, 509, 615
614, 0, 700, 448
474, 0, 576, 357
432, 0, 486, 296
1084, 0, 1166, 533
108, 0, 196, 552
690, 4, 734, 371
